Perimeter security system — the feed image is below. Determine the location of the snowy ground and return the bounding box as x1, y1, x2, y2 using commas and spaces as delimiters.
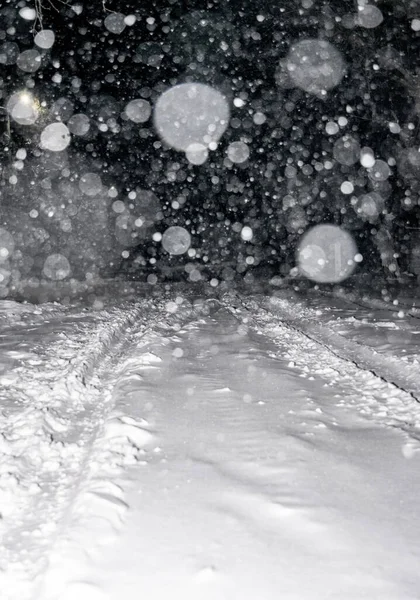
1, 285, 420, 600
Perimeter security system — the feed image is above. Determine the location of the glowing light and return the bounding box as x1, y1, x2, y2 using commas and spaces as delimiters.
19, 92, 31, 104
6, 91, 40, 125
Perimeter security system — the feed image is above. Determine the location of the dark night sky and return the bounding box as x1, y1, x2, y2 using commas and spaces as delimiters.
1, 0, 420, 288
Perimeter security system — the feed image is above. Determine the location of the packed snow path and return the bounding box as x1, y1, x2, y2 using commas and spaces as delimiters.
1, 291, 420, 600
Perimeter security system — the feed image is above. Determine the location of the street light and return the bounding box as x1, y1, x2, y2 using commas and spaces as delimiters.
6, 90, 40, 126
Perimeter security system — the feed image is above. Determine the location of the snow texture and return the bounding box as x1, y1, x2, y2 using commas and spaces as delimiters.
0, 287, 420, 599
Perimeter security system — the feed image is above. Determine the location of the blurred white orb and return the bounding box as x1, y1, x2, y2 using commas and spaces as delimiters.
135, 189, 160, 215
115, 212, 139, 247
79, 172, 102, 196
7, 91, 39, 125
356, 192, 384, 221
125, 15, 136, 26
19, 7, 36, 20
253, 112, 266, 125
0, 228, 14, 263
161, 226, 191, 255
0, 266, 11, 287
35, 30, 55, 50
360, 147, 375, 168
368, 160, 391, 182
154, 83, 229, 151
112, 200, 125, 215
227, 141, 250, 164
286, 39, 346, 97
40, 123, 71, 151
186, 143, 209, 165
340, 181, 354, 195
51, 97, 74, 121
333, 135, 360, 166
125, 99, 151, 123
0, 42, 19, 65
241, 226, 253, 241
357, 5, 383, 29
325, 121, 339, 135
43, 254, 71, 280
17, 49, 42, 73
297, 224, 358, 283
104, 13, 126, 34
68, 113, 90, 135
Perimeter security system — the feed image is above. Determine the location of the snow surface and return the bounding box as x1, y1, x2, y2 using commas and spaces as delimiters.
1, 286, 420, 600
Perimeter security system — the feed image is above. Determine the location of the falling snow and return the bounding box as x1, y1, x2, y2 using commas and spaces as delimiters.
0, 2, 420, 598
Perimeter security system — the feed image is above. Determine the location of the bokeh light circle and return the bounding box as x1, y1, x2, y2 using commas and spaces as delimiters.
357, 5, 383, 29
186, 143, 209, 165
286, 39, 346, 97
43, 254, 71, 280
154, 83, 229, 151
17, 49, 42, 73
34, 30, 55, 49
227, 141, 250, 164
125, 99, 152, 123
7, 92, 39, 125
297, 224, 358, 283
161, 226, 191, 255
0, 228, 15, 263
68, 113, 90, 136
104, 13, 126, 34
40, 123, 71, 151
79, 172, 102, 196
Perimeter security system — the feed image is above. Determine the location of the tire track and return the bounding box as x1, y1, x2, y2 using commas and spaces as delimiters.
0, 296, 202, 600
50, 304, 420, 600
0, 302, 150, 600
221, 292, 420, 443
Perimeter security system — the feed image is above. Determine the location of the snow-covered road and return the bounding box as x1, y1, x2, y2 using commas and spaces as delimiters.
1, 288, 420, 600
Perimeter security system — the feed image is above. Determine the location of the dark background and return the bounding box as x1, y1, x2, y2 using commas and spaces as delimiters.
1, 0, 420, 289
